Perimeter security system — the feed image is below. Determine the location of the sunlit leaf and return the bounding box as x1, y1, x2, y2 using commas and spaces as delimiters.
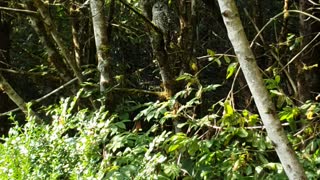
226, 62, 238, 79
270, 90, 283, 96
207, 49, 215, 57
168, 144, 180, 153
224, 101, 234, 116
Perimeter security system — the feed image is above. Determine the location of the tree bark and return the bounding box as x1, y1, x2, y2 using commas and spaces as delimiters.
217, 0, 307, 179
70, 2, 82, 68
176, 0, 197, 74
33, 0, 84, 84
25, 2, 72, 82
90, 0, 114, 92
138, 1, 175, 99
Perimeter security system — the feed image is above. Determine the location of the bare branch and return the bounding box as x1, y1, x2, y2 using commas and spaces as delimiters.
0, 6, 38, 15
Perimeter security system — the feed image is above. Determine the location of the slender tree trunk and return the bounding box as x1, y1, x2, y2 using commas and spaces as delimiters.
90, 0, 114, 91
33, 0, 84, 84
25, 2, 72, 82
150, 32, 175, 99
296, 0, 312, 102
90, 0, 115, 108
139, 1, 175, 98
70, 2, 82, 68
176, 0, 197, 74
217, 0, 306, 179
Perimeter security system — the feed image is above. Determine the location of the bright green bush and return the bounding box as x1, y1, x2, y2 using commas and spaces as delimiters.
0, 90, 319, 179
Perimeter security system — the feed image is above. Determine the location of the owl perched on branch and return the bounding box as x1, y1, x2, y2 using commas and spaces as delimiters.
152, 1, 179, 47
152, 2, 170, 34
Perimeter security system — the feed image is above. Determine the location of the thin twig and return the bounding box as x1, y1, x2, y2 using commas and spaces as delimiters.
0, 68, 49, 76
251, 10, 320, 48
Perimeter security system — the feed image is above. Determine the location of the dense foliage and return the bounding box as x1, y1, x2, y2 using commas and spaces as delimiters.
1, 0, 320, 179
1, 88, 320, 179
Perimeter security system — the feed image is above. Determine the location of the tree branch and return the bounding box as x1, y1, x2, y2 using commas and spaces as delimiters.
0, 6, 38, 15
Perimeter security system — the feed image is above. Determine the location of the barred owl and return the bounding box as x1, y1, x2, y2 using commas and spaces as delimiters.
152, 1, 179, 47
152, 2, 170, 34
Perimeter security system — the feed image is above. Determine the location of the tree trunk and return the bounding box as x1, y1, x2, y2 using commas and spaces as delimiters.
33, 0, 84, 84
217, 0, 307, 179
25, 2, 72, 82
139, 1, 175, 98
70, 2, 82, 69
90, 0, 115, 108
176, 0, 197, 74
150, 32, 175, 99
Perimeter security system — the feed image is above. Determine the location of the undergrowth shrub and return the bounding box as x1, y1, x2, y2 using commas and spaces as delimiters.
0, 89, 319, 179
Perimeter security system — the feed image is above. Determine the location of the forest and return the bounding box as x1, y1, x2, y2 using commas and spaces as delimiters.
0, 0, 319, 179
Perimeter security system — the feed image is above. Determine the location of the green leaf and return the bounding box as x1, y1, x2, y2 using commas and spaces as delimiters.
246, 165, 253, 175
214, 58, 222, 66
275, 75, 281, 84
224, 101, 234, 116
207, 49, 215, 57
226, 62, 238, 79
224, 56, 231, 63
163, 163, 180, 178
176, 73, 193, 81
119, 113, 129, 120
188, 141, 199, 156
224, 134, 234, 146
115, 122, 126, 129
146, 111, 155, 121
263, 163, 282, 171
237, 128, 248, 138
270, 90, 283, 96
258, 154, 269, 164
168, 144, 180, 153
258, 139, 266, 150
